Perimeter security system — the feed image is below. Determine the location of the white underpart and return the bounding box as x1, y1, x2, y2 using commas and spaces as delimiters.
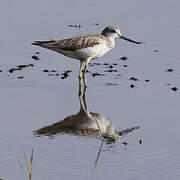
76, 41, 115, 62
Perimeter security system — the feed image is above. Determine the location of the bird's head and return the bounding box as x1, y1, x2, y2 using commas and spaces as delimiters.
102, 26, 142, 44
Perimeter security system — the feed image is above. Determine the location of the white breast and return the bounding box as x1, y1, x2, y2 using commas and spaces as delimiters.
75, 42, 114, 60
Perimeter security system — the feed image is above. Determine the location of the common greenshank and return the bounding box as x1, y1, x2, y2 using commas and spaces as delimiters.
32, 26, 142, 86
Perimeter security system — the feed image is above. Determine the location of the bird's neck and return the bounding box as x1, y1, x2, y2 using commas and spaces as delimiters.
102, 33, 117, 40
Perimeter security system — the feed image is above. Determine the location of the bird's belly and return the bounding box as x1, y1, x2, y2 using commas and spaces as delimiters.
76, 44, 111, 60
56, 49, 80, 60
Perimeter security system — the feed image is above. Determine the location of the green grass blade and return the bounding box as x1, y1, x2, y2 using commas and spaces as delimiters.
28, 148, 34, 180
23, 150, 29, 171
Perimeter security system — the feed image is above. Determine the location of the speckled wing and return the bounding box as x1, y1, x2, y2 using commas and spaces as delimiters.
32, 35, 102, 51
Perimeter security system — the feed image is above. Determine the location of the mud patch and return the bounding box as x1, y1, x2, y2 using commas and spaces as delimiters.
120, 56, 128, 61
9, 64, 34, 74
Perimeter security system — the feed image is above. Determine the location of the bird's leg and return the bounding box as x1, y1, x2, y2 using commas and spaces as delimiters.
83, 61, 88, 87
82, 86, 87, 111
78, 62, 83, 87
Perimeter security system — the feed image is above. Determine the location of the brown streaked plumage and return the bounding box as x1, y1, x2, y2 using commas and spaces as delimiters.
32, 34, 108, 51
32, 26, 142, 86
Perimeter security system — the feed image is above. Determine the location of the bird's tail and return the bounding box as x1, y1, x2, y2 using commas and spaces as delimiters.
32, 40, 55, 46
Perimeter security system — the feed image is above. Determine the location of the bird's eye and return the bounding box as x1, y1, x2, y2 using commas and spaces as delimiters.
111, 29, 117, 33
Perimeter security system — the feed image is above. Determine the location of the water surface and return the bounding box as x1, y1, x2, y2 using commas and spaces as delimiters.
0, 0, 180, 180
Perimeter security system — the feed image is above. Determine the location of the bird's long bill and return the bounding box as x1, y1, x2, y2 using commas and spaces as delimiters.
120, 35, 142, 44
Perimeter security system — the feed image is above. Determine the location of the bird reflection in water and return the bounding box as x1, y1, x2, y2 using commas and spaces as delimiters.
35, 86, 139, 142
35, 86, 140, 165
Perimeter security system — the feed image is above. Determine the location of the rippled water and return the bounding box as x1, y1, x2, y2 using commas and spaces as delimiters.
0, 0, 180, 180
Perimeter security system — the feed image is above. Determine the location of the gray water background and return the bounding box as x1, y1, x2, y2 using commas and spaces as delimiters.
0, 0, 180, 179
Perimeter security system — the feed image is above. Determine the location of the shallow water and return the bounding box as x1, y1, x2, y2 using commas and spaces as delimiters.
0, 0, 180, 180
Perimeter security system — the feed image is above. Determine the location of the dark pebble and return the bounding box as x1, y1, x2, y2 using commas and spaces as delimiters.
92, 73, 104, 77
93, 23, 99, 25
123, 65, 127, 67
105, 69, 117, 73
113, 63, 117, 66
50, 70, 56, 72
17, 64, 34, 68
129, 77, 138, 81
171, 87, 178, 91
68, 24, 81, 28
17, 76, 23, 79
105, 82, 118, 86
16, 65, 26, 68
48, 73, 54, 76
145, 79, 150, 82
65, 70, 72, 73
109, 65, 113, 69
120, 56, 128, 61
88, 63, 94, 67
35, 51, 39, 54
166, 68, 174, 72
61, 71, 71, 79
122, 141, 128, 146
62, 72, 69, 77
9, 68, 17, 73
104, 63, 109, 66
43, 70, 49, 73
130, 84, 135, 88
0, 70, 2, 72
139, 139, 142, 144
29, 64, 34, 67
32, 55, 40, 60
154, 49, 158, 52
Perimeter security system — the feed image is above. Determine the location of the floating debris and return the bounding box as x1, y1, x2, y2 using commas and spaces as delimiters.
93, 23, 99, 25
48, 73, 60, 76
89, 62, 101, 66
166, 68, 174, 72
117, 74, 122, 76
9, 64, 34, 74
68, 24, 81, 28
61, 70, 72, 79
129, 77, 138, 81
43, 69, 49, 73
92, 72, 104, 77
16, 64, 34, 69
51, 70, 57, 72
104, 63, 109, 66
105, 82, 118, 86
171, 87, 178, 91
130, 84, 135, 88
120, 56, 127, 61
17, 76, 23, 79
104, 69, 117, 73
109, 65, 113, 69
43, 69, 57, 73
9, 68, 17, 73
32, 55, 40, 61
122, 141, 128, 146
